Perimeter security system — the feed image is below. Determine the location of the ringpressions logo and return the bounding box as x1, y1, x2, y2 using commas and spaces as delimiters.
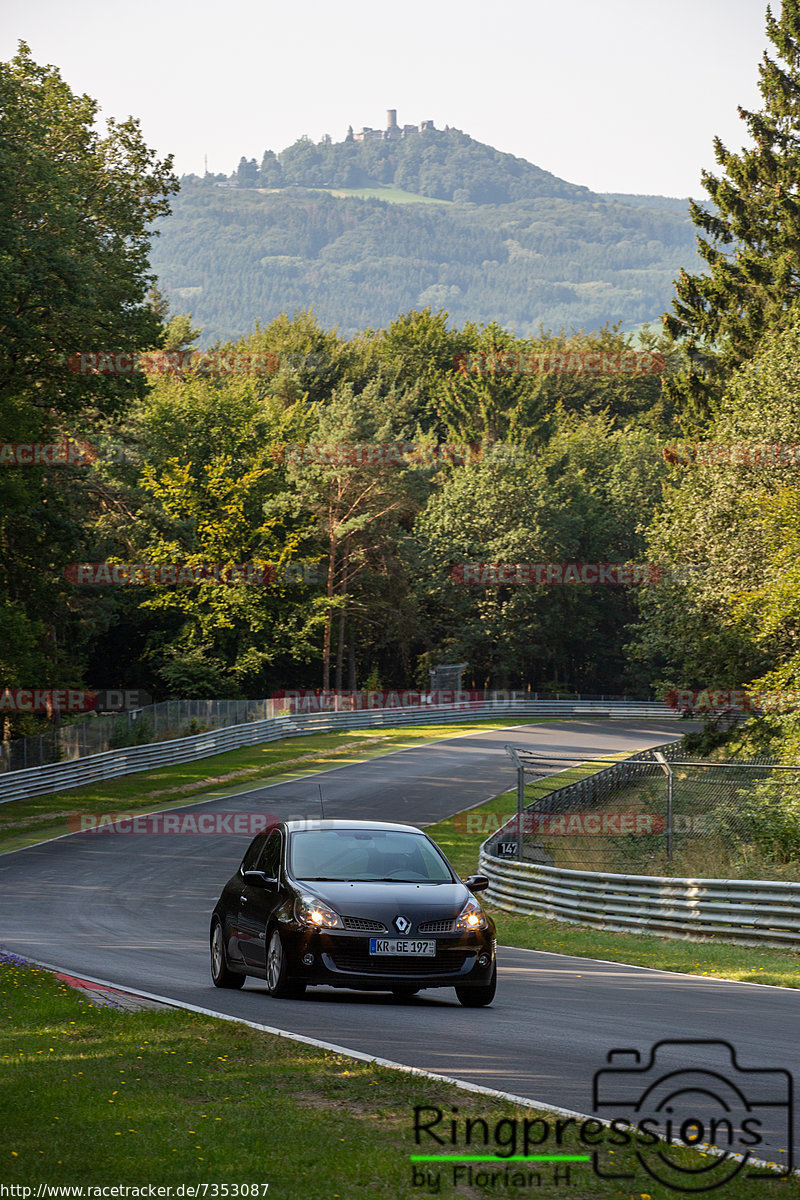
409, 1104, 593, 1192
408, 1039, 793, 1194
592, 1039, 793, 1192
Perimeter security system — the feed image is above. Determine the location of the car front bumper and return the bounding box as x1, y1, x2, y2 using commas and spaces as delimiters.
284, 927, 496, 990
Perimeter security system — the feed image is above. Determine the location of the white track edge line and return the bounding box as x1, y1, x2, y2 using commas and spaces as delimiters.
15, 950, 592, 1118
497, 942, 800, 992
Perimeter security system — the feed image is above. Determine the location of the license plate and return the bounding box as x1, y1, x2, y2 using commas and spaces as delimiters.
369, 938, 435, 956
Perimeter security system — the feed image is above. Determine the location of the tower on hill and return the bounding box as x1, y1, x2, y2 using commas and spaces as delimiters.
352, 111, 435, 143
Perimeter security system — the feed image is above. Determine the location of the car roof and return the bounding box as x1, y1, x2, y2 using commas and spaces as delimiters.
282, 818, 425, 834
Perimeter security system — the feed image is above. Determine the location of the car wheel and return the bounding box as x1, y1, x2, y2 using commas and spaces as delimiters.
455, 962, 496, 1007
265, 927, 306, 999
391, 986, 420, 999
210, 918, 245, 989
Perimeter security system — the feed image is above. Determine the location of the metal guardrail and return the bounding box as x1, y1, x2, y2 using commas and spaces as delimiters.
0, 690, 664, 772
479, 742, 800, 949
1, 697, 282, 772
478, 853, 800, 949
0, 699, 677, 803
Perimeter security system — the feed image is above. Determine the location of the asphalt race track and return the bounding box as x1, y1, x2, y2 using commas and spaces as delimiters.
1, 720, 798, 1172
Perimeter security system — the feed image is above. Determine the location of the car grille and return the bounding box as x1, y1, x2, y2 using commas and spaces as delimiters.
342, 916, 387, 932
328, 948, 473, 976
417, 918, 455, 934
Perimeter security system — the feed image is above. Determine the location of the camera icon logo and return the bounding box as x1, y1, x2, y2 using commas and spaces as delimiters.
592, 1039, 793, 1192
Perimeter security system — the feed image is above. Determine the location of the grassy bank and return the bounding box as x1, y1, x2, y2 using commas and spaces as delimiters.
2, 956, 794, 1198
0, 719, 541, 856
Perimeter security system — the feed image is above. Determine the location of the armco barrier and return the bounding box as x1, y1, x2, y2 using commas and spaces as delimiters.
0, 699, 677, 803
479, 740, 800, 949
478, 852, 800, 949
1, 691, 663, 772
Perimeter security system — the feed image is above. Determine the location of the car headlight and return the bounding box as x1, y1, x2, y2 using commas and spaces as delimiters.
454, 896, 487, 932
295, 894, 342, 929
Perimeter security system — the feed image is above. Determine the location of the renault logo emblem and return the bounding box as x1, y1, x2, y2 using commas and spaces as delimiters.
394, 915, 411, 934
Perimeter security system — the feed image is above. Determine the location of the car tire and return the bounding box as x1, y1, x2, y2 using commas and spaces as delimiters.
391, 986, 420, 999
210, 918, 245, 989
455, 962, 496, 1007
265, 927, 306, 999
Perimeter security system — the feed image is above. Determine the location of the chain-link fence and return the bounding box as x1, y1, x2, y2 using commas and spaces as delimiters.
0, 698, 284, 773
490, 747, 800, 881
0, 690, 657, 773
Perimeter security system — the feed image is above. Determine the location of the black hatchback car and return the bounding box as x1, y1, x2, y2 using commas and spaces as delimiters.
210, 819, 497, 1005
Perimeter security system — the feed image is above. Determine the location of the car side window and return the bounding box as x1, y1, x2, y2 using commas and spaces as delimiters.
241, 833, 267, 873
258, 830, 282, 880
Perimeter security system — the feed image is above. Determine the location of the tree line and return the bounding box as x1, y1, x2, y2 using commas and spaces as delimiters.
149, 181, 700, 345
6, 0, 800, 785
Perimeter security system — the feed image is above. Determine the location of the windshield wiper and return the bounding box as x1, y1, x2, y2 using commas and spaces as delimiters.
298, 875, 444, 883
369, 877, 426, 883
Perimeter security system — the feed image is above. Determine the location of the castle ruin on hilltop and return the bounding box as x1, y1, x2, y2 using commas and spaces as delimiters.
348, 110, 436, 143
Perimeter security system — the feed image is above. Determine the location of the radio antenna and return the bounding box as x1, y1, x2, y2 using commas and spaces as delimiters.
318, 783, 326, 820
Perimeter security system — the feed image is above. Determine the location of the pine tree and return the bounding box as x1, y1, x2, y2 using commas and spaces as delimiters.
664, 1, 800, 430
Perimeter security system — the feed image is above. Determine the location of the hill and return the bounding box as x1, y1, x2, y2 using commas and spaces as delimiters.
149, 126, 702, 344
245, 124, 591, 203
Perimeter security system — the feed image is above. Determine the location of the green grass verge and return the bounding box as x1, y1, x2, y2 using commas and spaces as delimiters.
321, 185, 453, 204
2, 958, 795, 1197
0, 720, 542, 857
425, 774, 800, 989
256, 184, 453, 204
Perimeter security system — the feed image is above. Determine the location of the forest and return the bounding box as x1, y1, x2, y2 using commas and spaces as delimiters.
5, 0, 800, 775
148, 128, 701, 344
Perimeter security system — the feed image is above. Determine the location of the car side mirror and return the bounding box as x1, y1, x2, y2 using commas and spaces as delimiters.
243, 870, 277, 887
462, 874, 489, 892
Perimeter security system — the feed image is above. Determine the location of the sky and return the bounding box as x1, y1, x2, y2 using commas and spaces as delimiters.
2, 0, 769, 197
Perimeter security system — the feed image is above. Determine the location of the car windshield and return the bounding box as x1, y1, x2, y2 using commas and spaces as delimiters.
289, 829, 454, 883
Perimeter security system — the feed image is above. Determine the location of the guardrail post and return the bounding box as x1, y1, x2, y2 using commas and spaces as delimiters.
654, 751, 674, 864
504, 743, 526, 861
